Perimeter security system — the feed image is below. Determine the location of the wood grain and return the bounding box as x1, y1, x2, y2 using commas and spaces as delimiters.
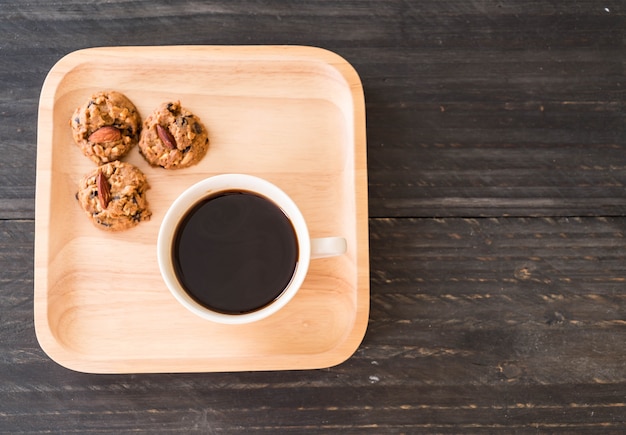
369, 217, 626, 383
4, 218, 626, 432
1, 0, 624, 219
1, 0, 625, 432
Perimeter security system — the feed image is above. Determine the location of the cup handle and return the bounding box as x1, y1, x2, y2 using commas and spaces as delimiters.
310, 237, 347, 259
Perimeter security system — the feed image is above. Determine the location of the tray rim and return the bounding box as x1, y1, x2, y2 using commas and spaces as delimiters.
34, 45, 369, 373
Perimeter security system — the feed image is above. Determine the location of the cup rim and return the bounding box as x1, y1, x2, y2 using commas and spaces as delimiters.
157, 174, 311, 324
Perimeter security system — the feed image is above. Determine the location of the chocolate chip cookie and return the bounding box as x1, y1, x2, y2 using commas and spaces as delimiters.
70, 91, 141, 164
76, 161, 151, 231
138, 101, 209, 169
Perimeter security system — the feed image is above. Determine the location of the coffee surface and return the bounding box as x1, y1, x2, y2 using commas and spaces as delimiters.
173, 191, 298, 314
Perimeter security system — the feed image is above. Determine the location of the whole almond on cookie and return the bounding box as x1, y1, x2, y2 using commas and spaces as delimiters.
96, 169, 111, 209
156, 124, 177, 149
89, 126, 122, 143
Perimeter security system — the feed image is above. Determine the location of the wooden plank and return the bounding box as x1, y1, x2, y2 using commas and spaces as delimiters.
0, 1, 623, 219
3, 217, 626, 432
369, 217, 626, 386
1, 385, 625, 433
363, 44, 624, 217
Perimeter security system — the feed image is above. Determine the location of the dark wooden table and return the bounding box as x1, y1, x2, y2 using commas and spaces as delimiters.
2, 0, 625, 433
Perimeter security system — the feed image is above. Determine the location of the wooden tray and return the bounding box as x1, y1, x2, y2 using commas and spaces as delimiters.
34, 46, 369, 373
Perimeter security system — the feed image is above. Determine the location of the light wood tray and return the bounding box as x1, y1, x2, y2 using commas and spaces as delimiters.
34, 46, 368, 373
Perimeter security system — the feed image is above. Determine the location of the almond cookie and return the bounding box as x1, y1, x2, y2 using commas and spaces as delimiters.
70, 91, 141, 164
76, 161, 151, 231
138, 101, 209, 169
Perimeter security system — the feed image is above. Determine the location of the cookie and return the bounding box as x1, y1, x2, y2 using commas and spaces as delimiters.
138, 101, 209, 169
70, 91, 141, 164
76, 161, 151, 231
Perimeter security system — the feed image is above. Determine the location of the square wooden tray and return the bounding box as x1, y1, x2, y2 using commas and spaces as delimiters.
34, 46, 369, 373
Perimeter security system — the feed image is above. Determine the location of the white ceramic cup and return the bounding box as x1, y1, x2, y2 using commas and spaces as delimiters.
157, 174, 347, 324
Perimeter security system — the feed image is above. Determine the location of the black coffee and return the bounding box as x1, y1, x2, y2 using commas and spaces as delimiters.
172, 191, 299, 314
